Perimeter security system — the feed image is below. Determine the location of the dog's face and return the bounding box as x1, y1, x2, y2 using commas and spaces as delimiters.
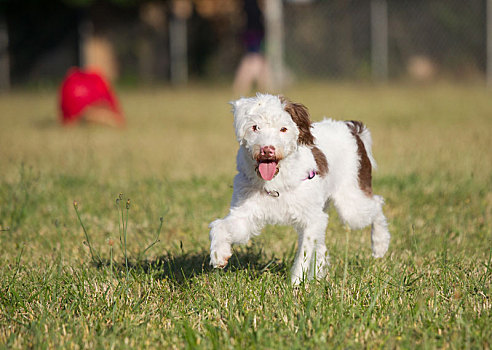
231, 94, 314, 181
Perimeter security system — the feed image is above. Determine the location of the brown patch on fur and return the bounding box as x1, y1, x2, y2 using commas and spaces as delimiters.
311, 146, 328, 177
345, 121, 373, 196
345, 120, 366, 135
280, 96, 328, 177
280, 97, 315, 146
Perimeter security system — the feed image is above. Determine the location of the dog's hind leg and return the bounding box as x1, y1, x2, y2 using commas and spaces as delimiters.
291, 212, 329, 285
370, 195, 391, 258
333, 190, 390, 258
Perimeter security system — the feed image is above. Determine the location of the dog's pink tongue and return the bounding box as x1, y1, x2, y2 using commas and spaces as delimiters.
258, 162, 277, 181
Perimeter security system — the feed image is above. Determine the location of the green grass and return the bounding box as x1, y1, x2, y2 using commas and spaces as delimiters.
0, 82, 491, 348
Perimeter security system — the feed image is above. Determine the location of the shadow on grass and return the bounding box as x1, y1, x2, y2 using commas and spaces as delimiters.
98, 247, 290, 285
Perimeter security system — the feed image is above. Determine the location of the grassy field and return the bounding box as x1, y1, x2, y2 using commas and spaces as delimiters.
0, 82, 491, 349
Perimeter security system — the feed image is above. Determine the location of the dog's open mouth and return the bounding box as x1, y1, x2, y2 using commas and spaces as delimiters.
256, 160, 279, 181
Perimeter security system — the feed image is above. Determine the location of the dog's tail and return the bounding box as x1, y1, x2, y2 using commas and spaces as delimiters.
345, 120, 377, 170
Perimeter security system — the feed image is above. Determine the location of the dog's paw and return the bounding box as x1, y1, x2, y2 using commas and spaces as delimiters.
371, 224, 390, 258
210, 245, 232, 269
371, 239, 389, 258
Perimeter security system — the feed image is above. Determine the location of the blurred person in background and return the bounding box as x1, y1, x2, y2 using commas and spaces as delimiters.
233, 0, 271, 95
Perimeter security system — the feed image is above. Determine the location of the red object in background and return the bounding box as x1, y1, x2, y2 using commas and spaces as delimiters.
59, 68, 124, 125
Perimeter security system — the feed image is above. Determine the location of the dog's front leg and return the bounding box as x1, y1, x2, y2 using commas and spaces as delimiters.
209, 218, 233, 268
209, 213, 259, 269
291, 213, 329, 285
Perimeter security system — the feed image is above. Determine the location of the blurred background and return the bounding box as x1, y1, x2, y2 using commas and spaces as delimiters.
2, 4, 492, 349
0, 0, 490, 91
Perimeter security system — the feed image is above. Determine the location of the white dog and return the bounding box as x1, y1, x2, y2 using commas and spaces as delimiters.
209, 94, 390, 284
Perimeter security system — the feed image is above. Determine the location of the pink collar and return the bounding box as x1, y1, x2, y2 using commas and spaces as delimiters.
304, 170, 317, 181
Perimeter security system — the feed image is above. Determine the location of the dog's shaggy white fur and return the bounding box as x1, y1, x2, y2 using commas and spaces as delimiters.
209, 94, 390, 284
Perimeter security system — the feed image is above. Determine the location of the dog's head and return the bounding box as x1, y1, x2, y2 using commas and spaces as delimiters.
230, 94, 315, 181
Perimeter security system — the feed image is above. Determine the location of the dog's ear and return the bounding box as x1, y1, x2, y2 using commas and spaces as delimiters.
281, 97, 315, 146
230, 97, 251, 143
229, 98, 245, 113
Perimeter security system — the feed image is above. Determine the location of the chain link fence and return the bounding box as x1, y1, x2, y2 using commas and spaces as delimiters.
0, 0, 489, 86
283, 0, 486, 81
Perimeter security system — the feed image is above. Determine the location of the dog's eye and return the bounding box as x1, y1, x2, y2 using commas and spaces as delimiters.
280, 127, 288, 133
252, 125, 260, 132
